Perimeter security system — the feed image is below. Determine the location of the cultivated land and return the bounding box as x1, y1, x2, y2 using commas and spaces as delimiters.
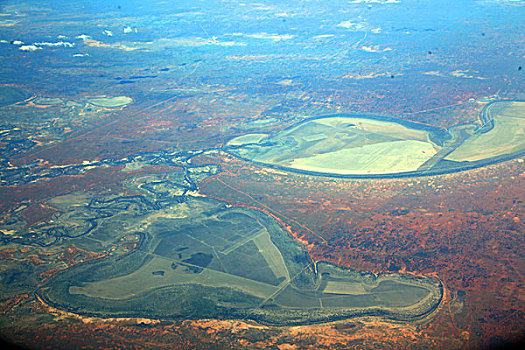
227, 102, 525, 177
40, 194, 442, 325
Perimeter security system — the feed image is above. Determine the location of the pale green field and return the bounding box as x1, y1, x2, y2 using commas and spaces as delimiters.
496, 101, 525, 118
218, 228, 264, 255
227, 133, 269, 146
87, 96, 133, 108
446, 102, 525, 162
34, 97, 63, 105
70, 254, 280, 300
323, 281, 368, 295
314, 117, 430, 142
302, 133, 329, 142
69, 257, 198, 299
290, 140, 436, 174
191, 268, 279, 299
253, 231, 290, 282
69, 211, 288, 301
233, 116, 441, 175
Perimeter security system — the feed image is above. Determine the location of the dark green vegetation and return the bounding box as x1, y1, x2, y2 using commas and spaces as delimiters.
0, 86, 32, 107
38, 185, 442, 325
227, 101, 525, 178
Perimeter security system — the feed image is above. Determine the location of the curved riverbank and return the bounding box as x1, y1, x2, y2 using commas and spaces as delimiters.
225, 100, 525, 179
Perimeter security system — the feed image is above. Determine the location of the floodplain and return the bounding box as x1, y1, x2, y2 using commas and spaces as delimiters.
40, 195, 442, 325
87, 96, 133, 108
227, 101, 525, 178
446, 101, 525, 162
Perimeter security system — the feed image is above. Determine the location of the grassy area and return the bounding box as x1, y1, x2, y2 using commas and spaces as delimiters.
69, 257, 199, 299
315, 117, 430, 142
253, 231, 290, 282
87, 96, 132, 108
317, 264, 434, 308
34, 97, 63, 105
290, 140, 436, 174
370, 280, 429, 307
192, 268, 279, 299
233, 116, 440, 175
227, 133, 269, 146
323, 281, 368, 295
321, 294, 378, 308
273, 286, 321, 308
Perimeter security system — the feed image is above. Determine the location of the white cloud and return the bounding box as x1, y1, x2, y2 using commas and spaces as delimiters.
79, 36, 246, 52
275, 12, 296, 18
360, 45, 392, 53
478, 0, 524, 3
312, 34, 335, 39
19, 45, 40, 51
253, 5, 274, 11
76, 34, 91, 41
350, 0, 400, 3
34, 41, 75, 47
103, 30, 113, 36
237, 33, 294, 41
153, 37, 246, 47
11, 40, 23, 45
336, 20, 368, 31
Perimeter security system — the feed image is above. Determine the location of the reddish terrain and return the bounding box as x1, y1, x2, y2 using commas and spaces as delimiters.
196, 152, 524, 349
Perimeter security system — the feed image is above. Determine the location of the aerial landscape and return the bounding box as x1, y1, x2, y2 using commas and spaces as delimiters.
0, 0, 523, 349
